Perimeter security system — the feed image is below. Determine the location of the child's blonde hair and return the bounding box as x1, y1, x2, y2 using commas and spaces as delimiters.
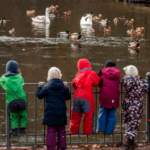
47, 67, 62, 81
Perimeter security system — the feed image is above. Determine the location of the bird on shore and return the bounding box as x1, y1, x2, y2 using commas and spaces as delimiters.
32, 7, 50, 23
57, 30, 70, 38
71, 31, 82, 43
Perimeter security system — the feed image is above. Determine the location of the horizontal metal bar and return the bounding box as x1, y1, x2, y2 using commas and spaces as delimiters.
0, 81, 147, 148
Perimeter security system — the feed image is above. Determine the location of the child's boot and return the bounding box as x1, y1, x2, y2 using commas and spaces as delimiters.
10, 129, 18, 136
122, 136, 130, 149
19, 128, 26, 133
128, 139, 138, 148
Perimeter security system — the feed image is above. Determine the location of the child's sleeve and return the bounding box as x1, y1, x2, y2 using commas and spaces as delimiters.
20, 76, 25, 87
71, 78, 77, 90
91, 71, 100, 87
0, 75, 5, 86
141, 79, 149, 93
64, 86, 71, 100
36, 86, 47, 99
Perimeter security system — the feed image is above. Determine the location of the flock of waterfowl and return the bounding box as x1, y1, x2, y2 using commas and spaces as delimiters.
0, 5, 145, 49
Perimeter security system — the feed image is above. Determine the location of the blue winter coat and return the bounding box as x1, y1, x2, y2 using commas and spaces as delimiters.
36, 78, 71, 126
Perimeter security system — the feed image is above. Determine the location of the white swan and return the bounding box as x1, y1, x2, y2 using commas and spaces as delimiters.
80, 14, 93, 25
32, 8, 50, 23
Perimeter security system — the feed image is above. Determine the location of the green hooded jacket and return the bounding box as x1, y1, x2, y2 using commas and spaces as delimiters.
0, 74, 27, 107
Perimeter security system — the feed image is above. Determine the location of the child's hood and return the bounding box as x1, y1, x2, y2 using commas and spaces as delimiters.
102, 67, 120, 81
2, 74, 24, 92
47, 78, 64, 91
75, 59, 91, 88
77, 59, 91, 71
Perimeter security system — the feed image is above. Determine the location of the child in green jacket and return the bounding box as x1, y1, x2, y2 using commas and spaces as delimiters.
0, 60, 27, 136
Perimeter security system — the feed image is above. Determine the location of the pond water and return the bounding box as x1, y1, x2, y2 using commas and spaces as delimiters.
0, 0, 150, 145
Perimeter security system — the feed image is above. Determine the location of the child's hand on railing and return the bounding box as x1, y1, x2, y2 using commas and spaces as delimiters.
18, 69, 22, 75
64, 81, 68, 88
38, 82, 45, 87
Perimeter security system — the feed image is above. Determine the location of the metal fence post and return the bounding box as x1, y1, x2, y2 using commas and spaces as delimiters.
146, 72, 150, 143
6, 105, 10, 148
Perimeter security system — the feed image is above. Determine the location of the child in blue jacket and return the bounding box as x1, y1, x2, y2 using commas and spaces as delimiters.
36, 67, 70, 150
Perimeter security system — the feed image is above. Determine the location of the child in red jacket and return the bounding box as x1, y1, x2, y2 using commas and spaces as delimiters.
97, 60, 120, 135
70, 59, 99, 135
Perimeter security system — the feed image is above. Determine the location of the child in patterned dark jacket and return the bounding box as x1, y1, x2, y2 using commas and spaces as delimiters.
122, 65, 149, 149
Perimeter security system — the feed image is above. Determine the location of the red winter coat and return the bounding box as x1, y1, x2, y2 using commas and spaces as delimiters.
72, 59, 100, 113
99, 67, 120, 109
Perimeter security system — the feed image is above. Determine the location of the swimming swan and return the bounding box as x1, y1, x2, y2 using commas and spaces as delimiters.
80, 14, 93, 25
32, 8, 50, 23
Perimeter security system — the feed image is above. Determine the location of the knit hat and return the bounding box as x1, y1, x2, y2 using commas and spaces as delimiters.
123, 65, 138, 77
5, 60, 19, 76
104, 60, 116, 68
47, 67, 62, 81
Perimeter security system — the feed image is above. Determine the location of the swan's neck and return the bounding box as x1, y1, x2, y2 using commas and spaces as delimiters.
45, 10, 50, 23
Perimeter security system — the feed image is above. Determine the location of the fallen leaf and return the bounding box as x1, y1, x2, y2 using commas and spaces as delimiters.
96, 144, 102, 148
77, 144, 85, 148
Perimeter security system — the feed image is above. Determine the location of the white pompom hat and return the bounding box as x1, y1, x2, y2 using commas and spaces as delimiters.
123, 65, 138, 77
47, 67, 62, 81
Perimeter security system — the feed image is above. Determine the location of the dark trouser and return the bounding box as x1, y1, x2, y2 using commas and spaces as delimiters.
46, 126, 66, 150
8, 99, 27, 129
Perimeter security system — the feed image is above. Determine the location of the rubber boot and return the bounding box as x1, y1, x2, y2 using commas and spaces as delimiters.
10, 129, 18, 136
129, 139, 138, 148
122, 136, 130, 150
19, 128, 26, 133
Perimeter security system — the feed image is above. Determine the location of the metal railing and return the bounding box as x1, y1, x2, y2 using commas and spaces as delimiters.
0, 73, 150, 148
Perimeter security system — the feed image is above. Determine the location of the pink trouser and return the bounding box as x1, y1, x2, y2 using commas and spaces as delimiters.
46, 126, 66, 150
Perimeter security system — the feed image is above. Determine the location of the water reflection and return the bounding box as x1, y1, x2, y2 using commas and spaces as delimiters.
32, 22, 50, 38
80, 25, 95, 37
128, 48, 139, 57
71, 43, 81, 50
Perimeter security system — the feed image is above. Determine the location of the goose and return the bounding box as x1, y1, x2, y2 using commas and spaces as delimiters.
49, 13, 59, 18
71, 31, 82, 42
80, 14, 93, 25
0, 17, 6, 25
9, 28, 15, 35
63, 11, 71, 16
26, 10, 36, 15
57, 30, 70, 38
32, 7, 50, 23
